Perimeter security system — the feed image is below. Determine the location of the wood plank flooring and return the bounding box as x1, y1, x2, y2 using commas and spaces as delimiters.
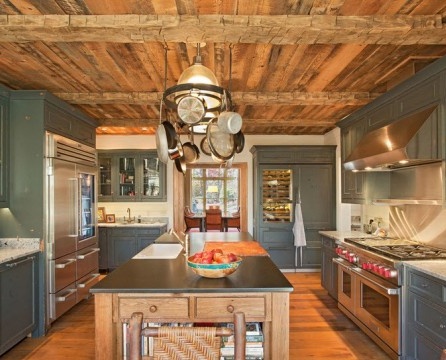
2, 272, 391, 359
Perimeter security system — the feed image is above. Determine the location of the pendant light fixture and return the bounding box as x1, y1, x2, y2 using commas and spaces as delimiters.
160, 43, 244, 171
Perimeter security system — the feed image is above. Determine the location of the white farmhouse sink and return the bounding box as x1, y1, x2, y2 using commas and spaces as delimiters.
133, 243, 183, 259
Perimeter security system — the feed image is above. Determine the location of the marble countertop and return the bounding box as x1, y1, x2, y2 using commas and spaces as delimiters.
0, 238, 41, 265
319, 230, 372, 242
99, 222, 167, 228
404, 260, 446, 282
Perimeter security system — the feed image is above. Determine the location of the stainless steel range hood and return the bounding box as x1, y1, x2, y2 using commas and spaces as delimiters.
344, 105, 440, 171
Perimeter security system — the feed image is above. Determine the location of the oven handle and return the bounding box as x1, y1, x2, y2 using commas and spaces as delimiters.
332, 257, 356, 270
351, 267, 400, 296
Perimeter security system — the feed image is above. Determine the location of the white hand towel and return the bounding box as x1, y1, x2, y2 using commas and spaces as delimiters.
293, 203, 306, 247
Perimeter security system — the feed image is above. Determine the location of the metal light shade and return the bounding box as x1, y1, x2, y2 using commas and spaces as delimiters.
178, 62, 219, 86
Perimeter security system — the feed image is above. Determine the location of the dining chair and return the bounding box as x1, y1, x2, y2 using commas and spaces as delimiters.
128, 311, 246, 360
205, 208, 223, 231
226, 210, 241, 232
184, 209, 202, 232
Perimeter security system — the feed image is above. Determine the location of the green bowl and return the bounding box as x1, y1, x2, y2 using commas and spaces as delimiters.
187, 256, 243, 278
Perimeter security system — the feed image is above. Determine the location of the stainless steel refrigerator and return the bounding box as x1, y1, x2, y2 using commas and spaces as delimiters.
45, 133, 100, 327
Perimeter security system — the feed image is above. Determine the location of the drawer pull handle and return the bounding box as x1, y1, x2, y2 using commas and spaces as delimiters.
440, 324, 446, 329
421, 283, 429, 288
149, 305, 158, 313
227, 305, 235, 313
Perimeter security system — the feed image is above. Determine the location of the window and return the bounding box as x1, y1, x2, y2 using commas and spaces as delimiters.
190, 167, 239, 214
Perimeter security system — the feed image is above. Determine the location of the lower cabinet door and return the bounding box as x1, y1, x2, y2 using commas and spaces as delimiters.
405, 327, 443, 360
0, 255, 37, 356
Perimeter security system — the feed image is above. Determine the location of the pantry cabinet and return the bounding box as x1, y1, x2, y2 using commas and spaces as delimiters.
0, 254, 38, 356
404, 267, 446, 360
251, 146, 336, 270
98, 150, 166, 202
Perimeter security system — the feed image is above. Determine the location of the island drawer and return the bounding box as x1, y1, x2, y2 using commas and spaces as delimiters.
194, 296, 267, 320
118, 297, 190, 320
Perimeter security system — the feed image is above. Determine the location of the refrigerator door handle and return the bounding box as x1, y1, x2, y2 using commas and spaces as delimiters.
69, 177, 79, 237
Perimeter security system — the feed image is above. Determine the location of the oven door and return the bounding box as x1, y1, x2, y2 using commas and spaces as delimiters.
352, 267, 400, 354
333, 258, 357, 313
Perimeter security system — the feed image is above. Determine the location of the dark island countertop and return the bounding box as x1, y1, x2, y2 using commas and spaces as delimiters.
91, 232, 293, 294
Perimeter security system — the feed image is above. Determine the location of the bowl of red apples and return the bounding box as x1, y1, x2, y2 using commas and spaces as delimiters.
187, 248, 242, 278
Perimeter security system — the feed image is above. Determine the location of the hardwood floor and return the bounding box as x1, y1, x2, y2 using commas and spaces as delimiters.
2, 272, 391, 359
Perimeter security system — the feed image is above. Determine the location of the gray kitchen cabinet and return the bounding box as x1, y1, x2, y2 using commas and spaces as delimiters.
0, 254, 38, 356
340, 117, 391, 204
404, 267, 446, 359
100, 225, 167, 271
98, 227, 108, 270
0, 86, 9, 208
251, 146, 336, 270
320, 235, 338, 300
0, 90, 98, 336
98, 150, 166, 202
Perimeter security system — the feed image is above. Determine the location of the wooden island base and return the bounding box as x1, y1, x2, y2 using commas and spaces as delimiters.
94, 291, 289, 359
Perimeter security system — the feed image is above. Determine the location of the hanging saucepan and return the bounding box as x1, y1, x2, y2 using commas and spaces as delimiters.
200, 136, 212, 156
168, 135, 184, 160
155, 124, 170, 164
234, 130, 245, 154
177, 95, 206, 125
175, 156, 187, 175
182, 131, 200, 164
161, 120, 177, 149
206, 117, 236, 161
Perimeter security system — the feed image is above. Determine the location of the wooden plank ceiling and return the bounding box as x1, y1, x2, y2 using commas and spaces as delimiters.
0, 0, 446, 135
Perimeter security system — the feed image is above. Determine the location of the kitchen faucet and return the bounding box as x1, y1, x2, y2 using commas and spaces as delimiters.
124, 207, 135, 223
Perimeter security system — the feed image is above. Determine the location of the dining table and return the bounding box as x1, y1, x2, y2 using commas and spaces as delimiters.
191, 212, 235, 232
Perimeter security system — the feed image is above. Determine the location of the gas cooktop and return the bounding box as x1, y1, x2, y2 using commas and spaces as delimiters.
344, 237, 446, 261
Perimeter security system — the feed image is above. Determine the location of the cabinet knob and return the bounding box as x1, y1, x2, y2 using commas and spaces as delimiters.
226, 305, 235, 313
149, 305, 158, 313
440, 324, 446, 329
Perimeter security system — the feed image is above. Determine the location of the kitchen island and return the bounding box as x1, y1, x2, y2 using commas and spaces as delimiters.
91, 232, 293, 359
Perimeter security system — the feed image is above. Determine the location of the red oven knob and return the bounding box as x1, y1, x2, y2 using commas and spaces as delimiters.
362, 262, 371, 270
336, 247, 342, 255
372, 263, 380, 272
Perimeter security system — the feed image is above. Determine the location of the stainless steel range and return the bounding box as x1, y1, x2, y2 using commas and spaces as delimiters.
333, 237, 446, 360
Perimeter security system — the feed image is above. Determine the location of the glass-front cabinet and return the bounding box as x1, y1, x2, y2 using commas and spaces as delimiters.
262, 168, 293, 223
98, 150, 166, 202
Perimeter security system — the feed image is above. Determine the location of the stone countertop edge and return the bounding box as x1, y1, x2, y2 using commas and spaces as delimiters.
404, 261, 446, 282
0, 238, 41, 264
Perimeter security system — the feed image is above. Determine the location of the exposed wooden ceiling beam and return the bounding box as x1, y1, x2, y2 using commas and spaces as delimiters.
56, 91, 380, 106
0, 14, 445, 44
95, 118, 336, 127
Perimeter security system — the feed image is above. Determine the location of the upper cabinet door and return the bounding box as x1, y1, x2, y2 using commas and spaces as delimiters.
116, 154, 137, 201
139, 155, 166, 201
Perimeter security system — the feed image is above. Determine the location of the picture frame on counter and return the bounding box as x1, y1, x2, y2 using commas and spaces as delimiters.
106, 214, 116, 223
98, 207, 106, 223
